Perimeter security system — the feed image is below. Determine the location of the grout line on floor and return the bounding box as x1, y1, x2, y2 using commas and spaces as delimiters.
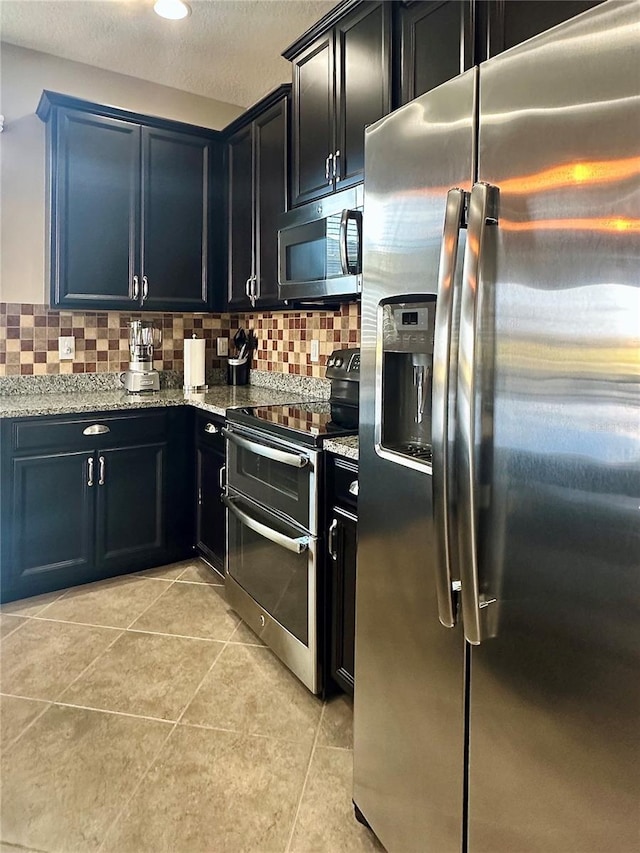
284, 700, 327, 853
50, 629, 126, 705
0, 696, 53, 756
123, 626, 236, 643
124, 577, 178, 630
95, 718, 179, 853
46, 699, 178, 726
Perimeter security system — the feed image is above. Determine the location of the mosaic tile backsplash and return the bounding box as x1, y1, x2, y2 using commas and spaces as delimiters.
0, 303, 360, 380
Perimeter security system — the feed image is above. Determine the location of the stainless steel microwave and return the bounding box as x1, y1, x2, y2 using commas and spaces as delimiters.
278, 185, 363, 302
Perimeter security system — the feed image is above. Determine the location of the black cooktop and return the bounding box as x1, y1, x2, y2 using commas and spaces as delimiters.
226, 400, 358, 448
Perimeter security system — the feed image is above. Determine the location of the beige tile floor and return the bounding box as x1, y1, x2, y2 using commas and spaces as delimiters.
0, 559, 383, 853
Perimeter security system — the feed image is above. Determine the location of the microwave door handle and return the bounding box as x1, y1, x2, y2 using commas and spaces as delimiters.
457, 181, 499, 646
339, 209, 363, 275
223, 495, 309, 554
222, 428, 309, 468
432, 188, 468, 629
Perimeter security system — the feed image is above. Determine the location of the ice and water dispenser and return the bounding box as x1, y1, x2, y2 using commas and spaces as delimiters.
376, 296, 436, 468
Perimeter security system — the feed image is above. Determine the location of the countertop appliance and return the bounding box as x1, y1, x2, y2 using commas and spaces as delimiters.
224, 349, 359, 693
278, 186, 363, 302
122, 320, 161, 393
355, 4, 639, 852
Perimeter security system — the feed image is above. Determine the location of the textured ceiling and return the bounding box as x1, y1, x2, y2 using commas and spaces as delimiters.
0, 0, 337, 108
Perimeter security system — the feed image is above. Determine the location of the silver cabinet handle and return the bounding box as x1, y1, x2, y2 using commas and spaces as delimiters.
348, 480, 358, 497
222, 428, 309, 468
328, 518, 338, 560
432, 187, 467, 630
245, 276, 252, 298
223, 495, 309, 554
83, 424, 110, 436
142, 275, 149, 301
457, 181, 499, 646
98, 455, 105, 486
251, 275, 258, 307
333, 149, 340, 181
339, 209, 363, 276
132, 275, 139, 300
87, 456, 94, 487
325, 153, 333, 184
204, 423, 220, 435
219, 465, 225, 491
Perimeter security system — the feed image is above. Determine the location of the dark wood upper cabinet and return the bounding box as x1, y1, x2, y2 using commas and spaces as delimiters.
484, 0, 604, 59
396, 1, 475, 106
224, 86, 290, 310
140, 127, 212, 312
37, 91, 222, 313
285, 0, 391, 207
396, 0, 604, 107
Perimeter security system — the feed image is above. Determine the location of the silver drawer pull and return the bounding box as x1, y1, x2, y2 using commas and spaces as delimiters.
222, 428, 309, 469
204, 423, 220, 435
348, 480, 359, 497
223, 495, 309, 554
83, 424, 110, 436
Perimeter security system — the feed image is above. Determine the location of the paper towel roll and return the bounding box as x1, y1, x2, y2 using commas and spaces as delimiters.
184, 336, 206, 389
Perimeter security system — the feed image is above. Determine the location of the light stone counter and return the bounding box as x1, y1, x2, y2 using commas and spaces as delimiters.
0, 384, 321, 420
323, 435, 359, 461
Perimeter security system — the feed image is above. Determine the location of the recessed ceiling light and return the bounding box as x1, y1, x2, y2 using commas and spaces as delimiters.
154, 0, 191, 20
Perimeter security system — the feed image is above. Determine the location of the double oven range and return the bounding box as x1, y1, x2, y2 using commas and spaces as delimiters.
223, 350, 359, 694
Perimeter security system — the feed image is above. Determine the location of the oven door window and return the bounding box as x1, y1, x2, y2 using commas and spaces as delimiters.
226, 494, 313, 645
226, 434, 313, 531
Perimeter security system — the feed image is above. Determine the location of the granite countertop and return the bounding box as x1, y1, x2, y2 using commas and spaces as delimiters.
0, 384, 320, 420
324, 435, 359, 461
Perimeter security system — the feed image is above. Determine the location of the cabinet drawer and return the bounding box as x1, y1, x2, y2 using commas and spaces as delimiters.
327, 454, 358, 512
194, 412, 225, 453
11, 411, 168, 453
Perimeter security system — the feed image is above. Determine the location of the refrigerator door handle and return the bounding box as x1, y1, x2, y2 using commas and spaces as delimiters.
457, 181, 498, 645
432, 187, 468, 628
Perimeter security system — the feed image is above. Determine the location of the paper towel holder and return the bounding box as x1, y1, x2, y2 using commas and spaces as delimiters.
183, 333, 209, 393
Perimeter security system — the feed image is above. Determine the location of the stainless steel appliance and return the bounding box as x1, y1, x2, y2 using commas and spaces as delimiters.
224, 349, 360, 693
355, 3, 639, 851
122, 320, 161, 393
278, 186, 363, 302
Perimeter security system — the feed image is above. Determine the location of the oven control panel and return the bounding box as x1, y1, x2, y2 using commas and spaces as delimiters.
326, 349, 360, 378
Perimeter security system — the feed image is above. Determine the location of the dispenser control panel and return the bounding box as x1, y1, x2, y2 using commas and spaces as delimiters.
382, 302, 435, 354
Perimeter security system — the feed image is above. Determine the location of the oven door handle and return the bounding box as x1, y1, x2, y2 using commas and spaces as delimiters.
223, 495, 310, 554
222, 428, 309, 468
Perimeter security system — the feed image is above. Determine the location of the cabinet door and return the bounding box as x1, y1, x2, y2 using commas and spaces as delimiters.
195, 443, 226, 575
254, 96, 289, 307
485, 0, 602, 58
227, 125, 254, 309
291, 32, 335, 206
52, 109, 139, 310
335, 1, 391, 191
329, 508, 358, 694
95, 443, 168, 574
7, 451, 94, 598
397, 1, 474, 106
140, 127, 212, 311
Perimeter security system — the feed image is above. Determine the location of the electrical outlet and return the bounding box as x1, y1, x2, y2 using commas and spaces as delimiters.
310, 339, 320, 363
216, 337, 229, 357
58, 336, 75, 360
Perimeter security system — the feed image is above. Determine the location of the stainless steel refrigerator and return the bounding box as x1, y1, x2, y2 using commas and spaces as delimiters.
354, 2, 640, 851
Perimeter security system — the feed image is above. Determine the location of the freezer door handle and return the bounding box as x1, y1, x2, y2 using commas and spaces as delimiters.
457, 181, 498, 645
432, 187, 467, 628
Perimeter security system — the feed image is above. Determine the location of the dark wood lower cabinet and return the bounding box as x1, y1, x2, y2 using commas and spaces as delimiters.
325, 453, 358, 695
0, 409, 192, 602
194, 413, 226, 576
96, 443, 168, 575
329, 507, 357, 694
10, 450, 94, 592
